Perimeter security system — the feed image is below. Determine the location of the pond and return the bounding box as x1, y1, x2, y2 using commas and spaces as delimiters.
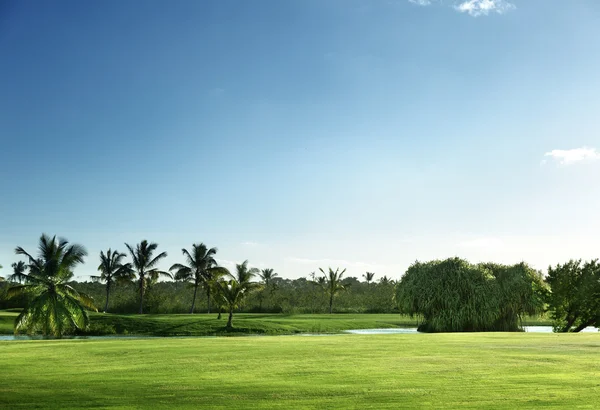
0, 326, 597, 340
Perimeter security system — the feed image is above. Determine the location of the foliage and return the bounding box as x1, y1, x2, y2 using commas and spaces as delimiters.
257, 268, 279, 309
9, 262, 27, 283
215, 260, 260, 328
395, 258, 545, 332
125, 240, 170, 314
318, 267, 347, 314
7, 234, 97, 337
170, 243, 229, 314
545, 259, 600, 332
363, 271, 375, 284
91, 249, 134, 313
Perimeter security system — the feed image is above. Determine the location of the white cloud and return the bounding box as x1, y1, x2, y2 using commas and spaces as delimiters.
409, 0, 432, 5
241, 241, 261, 247
454, 0, 515, 17
544, 147, 600, 165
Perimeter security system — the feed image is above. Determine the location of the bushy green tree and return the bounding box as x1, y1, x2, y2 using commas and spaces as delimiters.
546, 259, 600, 332
395, 258, 545, 332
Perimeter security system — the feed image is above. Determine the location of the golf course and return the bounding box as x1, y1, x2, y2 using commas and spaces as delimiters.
2, 329, 599, 409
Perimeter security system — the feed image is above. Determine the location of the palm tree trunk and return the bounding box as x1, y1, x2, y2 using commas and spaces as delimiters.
139, 277, 144, 314
207, 288, 211, 314
227, 308, 233, 329
190, 284, 198, 314
329, 292, 334, 314
104, 282, 111, 313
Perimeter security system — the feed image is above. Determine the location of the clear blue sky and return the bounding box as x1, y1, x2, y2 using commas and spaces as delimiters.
2, 0, 600, 280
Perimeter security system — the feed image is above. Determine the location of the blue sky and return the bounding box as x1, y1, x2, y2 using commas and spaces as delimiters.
2, 0, 600, 280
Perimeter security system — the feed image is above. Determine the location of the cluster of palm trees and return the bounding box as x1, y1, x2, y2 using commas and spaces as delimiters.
2, 234, 355, 336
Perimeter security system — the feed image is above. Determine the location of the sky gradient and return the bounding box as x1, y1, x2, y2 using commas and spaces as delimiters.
2, 0, 600, 280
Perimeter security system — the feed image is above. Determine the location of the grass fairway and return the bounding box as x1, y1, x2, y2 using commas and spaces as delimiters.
2, 333, 599, 409
0, 310, 552, 336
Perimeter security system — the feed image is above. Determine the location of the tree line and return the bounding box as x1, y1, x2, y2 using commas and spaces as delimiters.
0, 234, 396, 335
1, 234, 599, 336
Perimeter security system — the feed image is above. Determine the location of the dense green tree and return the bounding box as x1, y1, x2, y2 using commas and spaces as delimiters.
395, 258, 545, 332
91, 249, 134, 313
7, 234, 96, 337
169, 243, 229, 314
319, 267, 347, 314
125, 240, 170, 314
546, 259, 600, 332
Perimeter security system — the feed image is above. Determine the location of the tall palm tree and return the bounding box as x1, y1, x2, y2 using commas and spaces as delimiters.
319, 267, 347, 314
7, 234, 96, 337
258, 268, 279, 310
91, 249, 134, 313
9, 261, 27, 283
214, 279, 247, 329
363, 272, 375, 285
230, 260, 260, 290
125, 240, 170, 314
169, 243, 229, 314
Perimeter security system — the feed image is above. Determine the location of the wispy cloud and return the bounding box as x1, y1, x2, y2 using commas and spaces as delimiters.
241, 241, 262, 247
409, 0, 432, 6
454, 0, 515, 17
544, 147, 600, 165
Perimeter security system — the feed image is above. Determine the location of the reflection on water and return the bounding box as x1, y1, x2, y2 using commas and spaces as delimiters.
345, 328, 419, 334
523, 326, 598, 333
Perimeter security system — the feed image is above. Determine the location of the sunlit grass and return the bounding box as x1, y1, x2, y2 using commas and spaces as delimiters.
1, 332, 599, 408
0, 310, 552, 336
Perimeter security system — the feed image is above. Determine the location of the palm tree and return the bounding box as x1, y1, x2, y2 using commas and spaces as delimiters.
363, 272, 375, 285
169, 243, 229, 314
214, 279, 247, 329
230, 260, 260, 288
125, 240, 170, 314
9, 261, 27, 283
258, 268, 279, 310
7, 234, 96, 337
379, 275, 393, 285
319, 267, 347, 314
91, 249, 134, 313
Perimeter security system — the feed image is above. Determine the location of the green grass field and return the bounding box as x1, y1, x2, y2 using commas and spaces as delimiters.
0, 310, 552, 336
2, 332, 599, 409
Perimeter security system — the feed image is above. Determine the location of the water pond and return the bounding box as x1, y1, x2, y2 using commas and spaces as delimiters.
0, 326, 597, 340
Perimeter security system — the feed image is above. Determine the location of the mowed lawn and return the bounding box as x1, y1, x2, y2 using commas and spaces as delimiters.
2, 333, 599, 409
0, 311, 552, 336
